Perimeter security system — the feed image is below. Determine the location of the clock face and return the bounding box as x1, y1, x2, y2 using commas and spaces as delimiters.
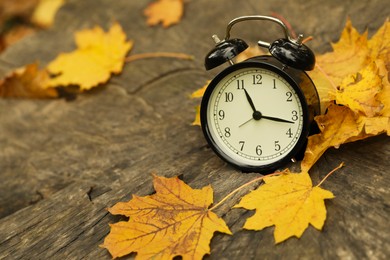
201, 62, 309, 172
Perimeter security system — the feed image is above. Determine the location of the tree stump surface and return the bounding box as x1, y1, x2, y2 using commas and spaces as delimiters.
0, 0, 389, 259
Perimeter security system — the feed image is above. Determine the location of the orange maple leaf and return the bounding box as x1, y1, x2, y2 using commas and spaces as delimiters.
144, 0, 184, 28
235, 169, 335, 243
102, 175, 231, 259
0, 63, 57, 98
47, 22, 132, 90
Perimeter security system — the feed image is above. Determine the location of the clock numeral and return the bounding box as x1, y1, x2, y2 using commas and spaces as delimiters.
218, 110, 225, 120
291, 110, 298, 121
252, 74, 262, 85
286, 91, 293, 102
273, 79, 276, 89
286, 128, 293, 138
239, 141, 245, 151
236, 80, 245, 89
274, 141, 281, 151
224, 127, 231, 137
225, 92, 234, 102
256, 145, 262, 156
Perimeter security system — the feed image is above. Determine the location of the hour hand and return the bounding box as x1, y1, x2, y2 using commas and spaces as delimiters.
243, 88, 257, 112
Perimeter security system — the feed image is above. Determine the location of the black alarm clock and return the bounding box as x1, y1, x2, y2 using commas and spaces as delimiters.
200, 15, 320, 173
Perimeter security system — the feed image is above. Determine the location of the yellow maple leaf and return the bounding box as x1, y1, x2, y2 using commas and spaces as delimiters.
47, 23, 132, 90
192, 105, 201, 126
235, 170, 334, 243
375, 59, 390, 118
190, 80, 210, 126
235, 45, 266, 63
0, 63, 57, 98
301, 104, 364, 172
190, 80, 209, 99
102, 175, 231, 259
335, 61, 384, 117
31, 0, 65, 27
368, 18, 390, 61
308, 18, 370, 105
144, 0, 184, 28
301, 19, 390, 170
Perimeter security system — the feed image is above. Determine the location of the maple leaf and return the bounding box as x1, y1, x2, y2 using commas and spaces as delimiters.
235, 169, 334, 243
192, 105, 201, 126
308, 18, 370, 104
144, 0, 184, 28
335, 61, 384, 117
190, 80, 209, 99
301, 19, 390, 170
235, 45, 266, 63
0, 63, 57, 98
301, 104, 364, 172
368, 18, 390, 61
102, 175, 231, 259
47, 22, 132, 90
31, 0, 65, 28
190, 80, 210, 126
0, 0, 39, 24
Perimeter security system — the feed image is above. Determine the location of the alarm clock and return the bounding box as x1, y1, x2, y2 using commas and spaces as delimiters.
200, 15, 320, 173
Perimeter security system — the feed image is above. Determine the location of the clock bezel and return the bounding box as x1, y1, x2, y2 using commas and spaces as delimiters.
200, 56, 311, 173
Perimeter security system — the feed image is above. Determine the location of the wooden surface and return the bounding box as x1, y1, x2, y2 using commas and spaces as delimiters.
0, 0, 389, 259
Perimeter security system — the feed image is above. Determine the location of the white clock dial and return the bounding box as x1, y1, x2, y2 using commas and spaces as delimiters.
206, 67, 304, 167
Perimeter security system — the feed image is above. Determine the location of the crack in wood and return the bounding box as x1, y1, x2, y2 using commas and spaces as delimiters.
127, 67, 204, 95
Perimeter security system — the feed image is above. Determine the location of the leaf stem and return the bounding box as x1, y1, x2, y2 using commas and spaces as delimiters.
316, 162, 344, 187
315, 63, 338, 90
209, 171, 282, 211
125, 52, 194, 63
302, 36, 313, 44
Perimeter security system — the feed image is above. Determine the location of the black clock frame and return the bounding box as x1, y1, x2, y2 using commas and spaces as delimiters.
200, 55, 319, 173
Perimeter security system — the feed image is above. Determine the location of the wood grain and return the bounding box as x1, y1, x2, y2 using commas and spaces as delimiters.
0, 0, 389, 259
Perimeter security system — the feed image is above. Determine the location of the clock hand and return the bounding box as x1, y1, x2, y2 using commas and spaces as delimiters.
239, 118, 253, 127
243, 88, 257, 112
261, 115, 295, 124
239, 114, 294, 127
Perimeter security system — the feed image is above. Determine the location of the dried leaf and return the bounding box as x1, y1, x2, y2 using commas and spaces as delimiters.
368, 18, 390, 61
0, 63, 57, 98
335, 61, 383, 117
144, 0, 184, 28
235, 170, 334, 243
31, 0, 65, 27
308, 18, 370, 104
192, 105, 201, 126
190, 80, 210, 126
301, 104, 363, 172
102, 175, 231, 259
301, 19, 390, 170
47, 22, 132, 90
1, 25, 36, 49
190, 80, 209, 99
0, 0, 39, 24
235, 45, 265, 63
375, 57, 390, 119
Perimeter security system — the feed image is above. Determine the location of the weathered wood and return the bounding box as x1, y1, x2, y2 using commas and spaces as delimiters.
0, 0, 389, 259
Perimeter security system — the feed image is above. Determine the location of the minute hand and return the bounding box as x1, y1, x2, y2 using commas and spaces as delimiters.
261, 115, 295, 124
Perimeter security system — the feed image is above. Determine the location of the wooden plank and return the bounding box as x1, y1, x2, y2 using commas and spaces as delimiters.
0, 0, 389, 258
